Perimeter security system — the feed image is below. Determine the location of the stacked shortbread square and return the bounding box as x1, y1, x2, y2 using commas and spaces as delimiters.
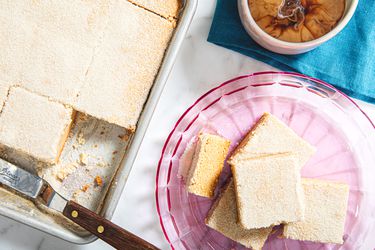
186, 133, 231, 198
185, 113, 350, 249
206, 179, 272, 250
283, 178, 350, 244
229, 112, 315, 166
231, 153, 304, 229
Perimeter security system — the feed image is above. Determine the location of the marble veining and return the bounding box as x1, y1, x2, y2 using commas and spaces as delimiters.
0, 224, 14, 236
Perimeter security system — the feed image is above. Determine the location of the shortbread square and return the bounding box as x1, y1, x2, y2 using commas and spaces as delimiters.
74, 0, 174, 131
231, 153, 304, 229
206, 179, 272, 250
229, 112, 316, 168
186, 133, 231, 198
0, 87, 74, 164
283, 178, 349, 244
0, 0, 109, 104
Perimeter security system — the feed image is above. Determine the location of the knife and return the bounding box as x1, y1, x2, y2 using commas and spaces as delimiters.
0, 158, 159, 250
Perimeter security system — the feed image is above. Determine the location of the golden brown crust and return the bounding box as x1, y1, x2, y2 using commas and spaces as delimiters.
186, 133, 231, 198
56, 110, 77, 163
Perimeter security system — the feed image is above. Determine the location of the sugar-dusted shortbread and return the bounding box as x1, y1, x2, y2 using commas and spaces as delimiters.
283, 178, 349, 244
1, 1, 176, 131
229, 112, 316, 168
0, 87, 74, 164
186, 133, 231, 198
231, 153, 304, 229
0, 0, 110, 104
75, 0, 174, 131
206, 179, 272, 250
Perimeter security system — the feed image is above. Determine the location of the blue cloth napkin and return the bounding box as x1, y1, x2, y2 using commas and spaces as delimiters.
208, 0, 375, 103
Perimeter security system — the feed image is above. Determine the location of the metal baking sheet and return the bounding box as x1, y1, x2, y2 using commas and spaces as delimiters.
0, 0, 197, 244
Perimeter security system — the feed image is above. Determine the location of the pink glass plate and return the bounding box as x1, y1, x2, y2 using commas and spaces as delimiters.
156, 72, 375, 250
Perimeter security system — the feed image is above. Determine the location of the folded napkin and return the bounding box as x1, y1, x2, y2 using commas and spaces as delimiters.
208, 0, 375, 103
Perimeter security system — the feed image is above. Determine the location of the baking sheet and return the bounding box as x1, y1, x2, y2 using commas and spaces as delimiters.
39, 113, 131, 212
0, 0, 197, 244
0, 112, 131, 235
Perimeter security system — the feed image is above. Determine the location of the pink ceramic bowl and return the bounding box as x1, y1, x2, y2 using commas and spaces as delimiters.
156, 72, 375, 249
238, 0, 358, 54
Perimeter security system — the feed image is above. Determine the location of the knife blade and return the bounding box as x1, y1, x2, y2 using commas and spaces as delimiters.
0, 159, 44, 199
0, 158, 159, 250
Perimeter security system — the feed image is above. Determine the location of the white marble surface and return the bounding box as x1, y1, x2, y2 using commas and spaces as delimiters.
1, 1, 375, 250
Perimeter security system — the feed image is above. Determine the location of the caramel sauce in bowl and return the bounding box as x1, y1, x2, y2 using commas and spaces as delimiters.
238, 0, 358, 54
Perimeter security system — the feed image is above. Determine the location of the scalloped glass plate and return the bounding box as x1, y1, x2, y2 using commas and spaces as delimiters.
156, 72, 375, 249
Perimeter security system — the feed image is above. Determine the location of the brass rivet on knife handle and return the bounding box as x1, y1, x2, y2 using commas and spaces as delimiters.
97, 225, 104, 233
71, 210, 78, 218
63, 201, 160, 250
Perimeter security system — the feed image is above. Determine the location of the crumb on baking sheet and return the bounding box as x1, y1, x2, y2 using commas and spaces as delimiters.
118, 133, 129, 141
93, 144, 98, 148
72, 189, 80, 200
67, 132, 74, 139
77, 131, 86, 145
95, 176, 103, 187
56, 163, 77, 181
96, 162, 106, 167
56, 172, 65, 182
112, 150, 118, 155
81, 184, 90, 192
79, 153, 88, 165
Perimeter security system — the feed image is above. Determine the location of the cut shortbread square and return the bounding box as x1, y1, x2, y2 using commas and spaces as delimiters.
1, 1, 177, 131
186, 133, 231, 198
231, 153, 304, 229
283, 178, 349, 244
229, 112, 316, 168
127, 0, 181, 19
0, 87, 74, 164
0, 0, 109, 104
74, 0, 174, 131
206, 179, 272, 250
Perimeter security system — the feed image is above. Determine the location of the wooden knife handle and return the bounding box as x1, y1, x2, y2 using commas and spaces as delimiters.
63, 201, 159, 250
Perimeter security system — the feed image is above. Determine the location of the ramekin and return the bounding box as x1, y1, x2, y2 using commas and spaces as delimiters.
238, 0, 358, 55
